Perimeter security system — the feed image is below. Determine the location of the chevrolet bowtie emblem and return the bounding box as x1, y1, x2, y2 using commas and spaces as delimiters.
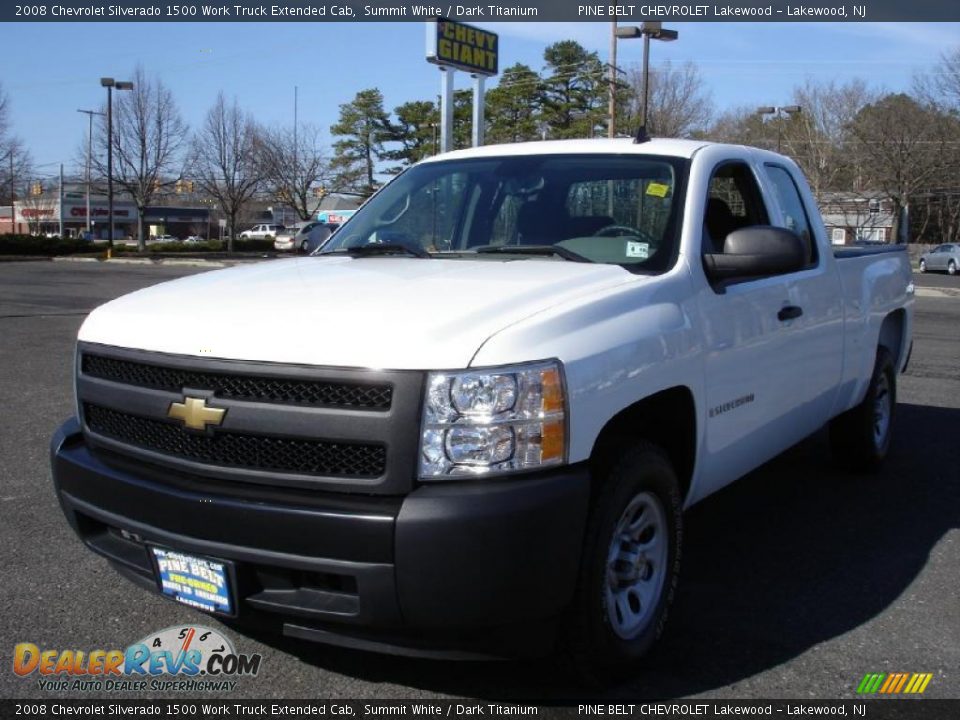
167, 396, 226, 431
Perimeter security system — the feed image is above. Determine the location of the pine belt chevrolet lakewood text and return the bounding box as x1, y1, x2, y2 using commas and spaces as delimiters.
51, 138, 914, 667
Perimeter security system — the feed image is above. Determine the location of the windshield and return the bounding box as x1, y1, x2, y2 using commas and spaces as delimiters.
320, 154, 688, 271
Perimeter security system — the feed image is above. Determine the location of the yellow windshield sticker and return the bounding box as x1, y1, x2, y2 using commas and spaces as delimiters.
646, 182, 670, 198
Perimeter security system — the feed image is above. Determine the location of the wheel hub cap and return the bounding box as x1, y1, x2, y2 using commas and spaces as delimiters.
604, 491, 669, 640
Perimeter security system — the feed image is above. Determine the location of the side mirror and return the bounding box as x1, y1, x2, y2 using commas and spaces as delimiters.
703, 226, 807, 282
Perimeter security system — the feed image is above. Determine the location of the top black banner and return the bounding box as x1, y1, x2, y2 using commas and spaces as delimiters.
5, 0, 960, 23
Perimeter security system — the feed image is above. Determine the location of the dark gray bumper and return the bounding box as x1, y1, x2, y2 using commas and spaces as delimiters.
51, 418, 591, 657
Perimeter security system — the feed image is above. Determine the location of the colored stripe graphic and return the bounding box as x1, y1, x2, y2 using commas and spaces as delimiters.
857, 672, 932, 694
857, 673, 885, 693
905, 673, 933, 694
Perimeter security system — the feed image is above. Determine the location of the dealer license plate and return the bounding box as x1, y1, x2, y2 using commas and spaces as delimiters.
150, 547, 234, 615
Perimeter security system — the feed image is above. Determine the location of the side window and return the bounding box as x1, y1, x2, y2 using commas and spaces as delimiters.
703, 162, 769, 254
764, 164, 817, 267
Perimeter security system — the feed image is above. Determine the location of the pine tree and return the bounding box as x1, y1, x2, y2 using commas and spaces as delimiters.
330, 89, 391, 196
541, 41, 606, 139
486, 63, 543, 144
383, 100, 439, 172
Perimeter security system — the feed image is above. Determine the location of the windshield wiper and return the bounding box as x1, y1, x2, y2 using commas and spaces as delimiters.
474, 244, 591, 263
338, 243, 432, 259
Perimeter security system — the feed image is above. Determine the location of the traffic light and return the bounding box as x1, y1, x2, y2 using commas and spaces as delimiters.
186, 180, 195, 193
30, 181, 43, 196
175, 179, 184, 194
312, 185, 327, 199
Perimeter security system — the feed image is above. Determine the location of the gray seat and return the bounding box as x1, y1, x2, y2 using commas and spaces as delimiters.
515, 200, 557, 245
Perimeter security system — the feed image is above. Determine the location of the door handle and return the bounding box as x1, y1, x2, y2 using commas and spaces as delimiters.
778, 305, 803, 321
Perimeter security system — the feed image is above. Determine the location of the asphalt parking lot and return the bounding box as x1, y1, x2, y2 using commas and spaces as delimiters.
0, 260, 957, 701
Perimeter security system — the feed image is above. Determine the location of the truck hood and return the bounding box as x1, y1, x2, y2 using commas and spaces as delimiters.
79, 256, 635, 369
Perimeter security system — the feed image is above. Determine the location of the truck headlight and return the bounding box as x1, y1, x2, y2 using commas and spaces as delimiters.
420, 360, 567, 479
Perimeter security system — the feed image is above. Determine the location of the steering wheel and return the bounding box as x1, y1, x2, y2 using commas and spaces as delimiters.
595, 224, 639, 237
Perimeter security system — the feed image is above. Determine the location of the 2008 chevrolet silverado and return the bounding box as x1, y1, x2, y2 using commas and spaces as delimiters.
51, 138, 914, 667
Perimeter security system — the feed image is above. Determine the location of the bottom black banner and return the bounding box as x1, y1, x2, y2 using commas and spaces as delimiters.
2, 700, 957, 720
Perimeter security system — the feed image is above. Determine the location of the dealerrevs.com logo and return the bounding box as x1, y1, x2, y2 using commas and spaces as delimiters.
13, 625, 262, 692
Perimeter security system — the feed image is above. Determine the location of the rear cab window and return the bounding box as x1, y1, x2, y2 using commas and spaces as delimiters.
763, 164, 818, 268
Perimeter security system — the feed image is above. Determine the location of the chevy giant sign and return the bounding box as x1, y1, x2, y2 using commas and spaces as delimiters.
426, 18, 498, 76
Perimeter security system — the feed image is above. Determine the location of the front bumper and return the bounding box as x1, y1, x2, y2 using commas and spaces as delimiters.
51, 418, 591, 658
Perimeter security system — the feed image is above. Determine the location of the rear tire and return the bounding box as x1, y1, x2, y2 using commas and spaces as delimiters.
918, 259, 926, 273
567, 442, 682, 676
829, 347, 896, 473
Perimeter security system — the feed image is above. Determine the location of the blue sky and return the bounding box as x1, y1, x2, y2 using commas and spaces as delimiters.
4, 21, 959, 176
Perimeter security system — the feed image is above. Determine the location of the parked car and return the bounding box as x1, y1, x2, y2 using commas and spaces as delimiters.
239, 224, 284, 240
51, 138, 914, 668
272, 227, 299, 252
299, 222, 340, 254
918, 243, 960, 275
153, 234, 179, 243
183, 235, 205, 244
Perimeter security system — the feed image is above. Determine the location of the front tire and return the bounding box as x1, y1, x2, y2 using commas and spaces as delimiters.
918, 259, 926, 273
949, 260, 957, 276
829, 347, 896, 472
568, 443, 682, 673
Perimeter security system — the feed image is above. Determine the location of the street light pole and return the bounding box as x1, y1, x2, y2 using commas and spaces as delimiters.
615, 22, 678, 143
608, 18, 617, 138
77, 109, 104, 238
757, 105, 802, 153
100, 78, 133, 252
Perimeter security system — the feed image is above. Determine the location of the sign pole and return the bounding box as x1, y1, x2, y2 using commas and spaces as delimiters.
440, 67, 454, 153
471, 74, 485, 147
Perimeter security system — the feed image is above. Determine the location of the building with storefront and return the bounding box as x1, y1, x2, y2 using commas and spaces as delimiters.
6, 184, 208, 240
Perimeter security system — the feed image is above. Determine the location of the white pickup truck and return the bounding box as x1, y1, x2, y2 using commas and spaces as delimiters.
51, 138, 913, 668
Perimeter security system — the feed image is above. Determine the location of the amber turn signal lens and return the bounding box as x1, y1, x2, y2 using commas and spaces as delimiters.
541, 367, 564, 415
540, 420, 565, 462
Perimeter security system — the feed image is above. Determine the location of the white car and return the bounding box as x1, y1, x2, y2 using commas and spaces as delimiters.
52, 138, 914, 667
152, 234, 179, 243
239, 224, 284, 240
272, 227, 299, 252
183, 235, 205, 244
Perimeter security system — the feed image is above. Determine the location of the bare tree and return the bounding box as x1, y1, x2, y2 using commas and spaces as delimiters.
0, 84, 33, 207
624, 61, 713, 138
189, 94, 260, 252
914, 45, 960, 111
849, 93, 956, 242
705, 105, 769, 146
0, 84, 8, 141
92, 67, 188, 250
255, 123, 333, 222
782, 78, 876, 197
